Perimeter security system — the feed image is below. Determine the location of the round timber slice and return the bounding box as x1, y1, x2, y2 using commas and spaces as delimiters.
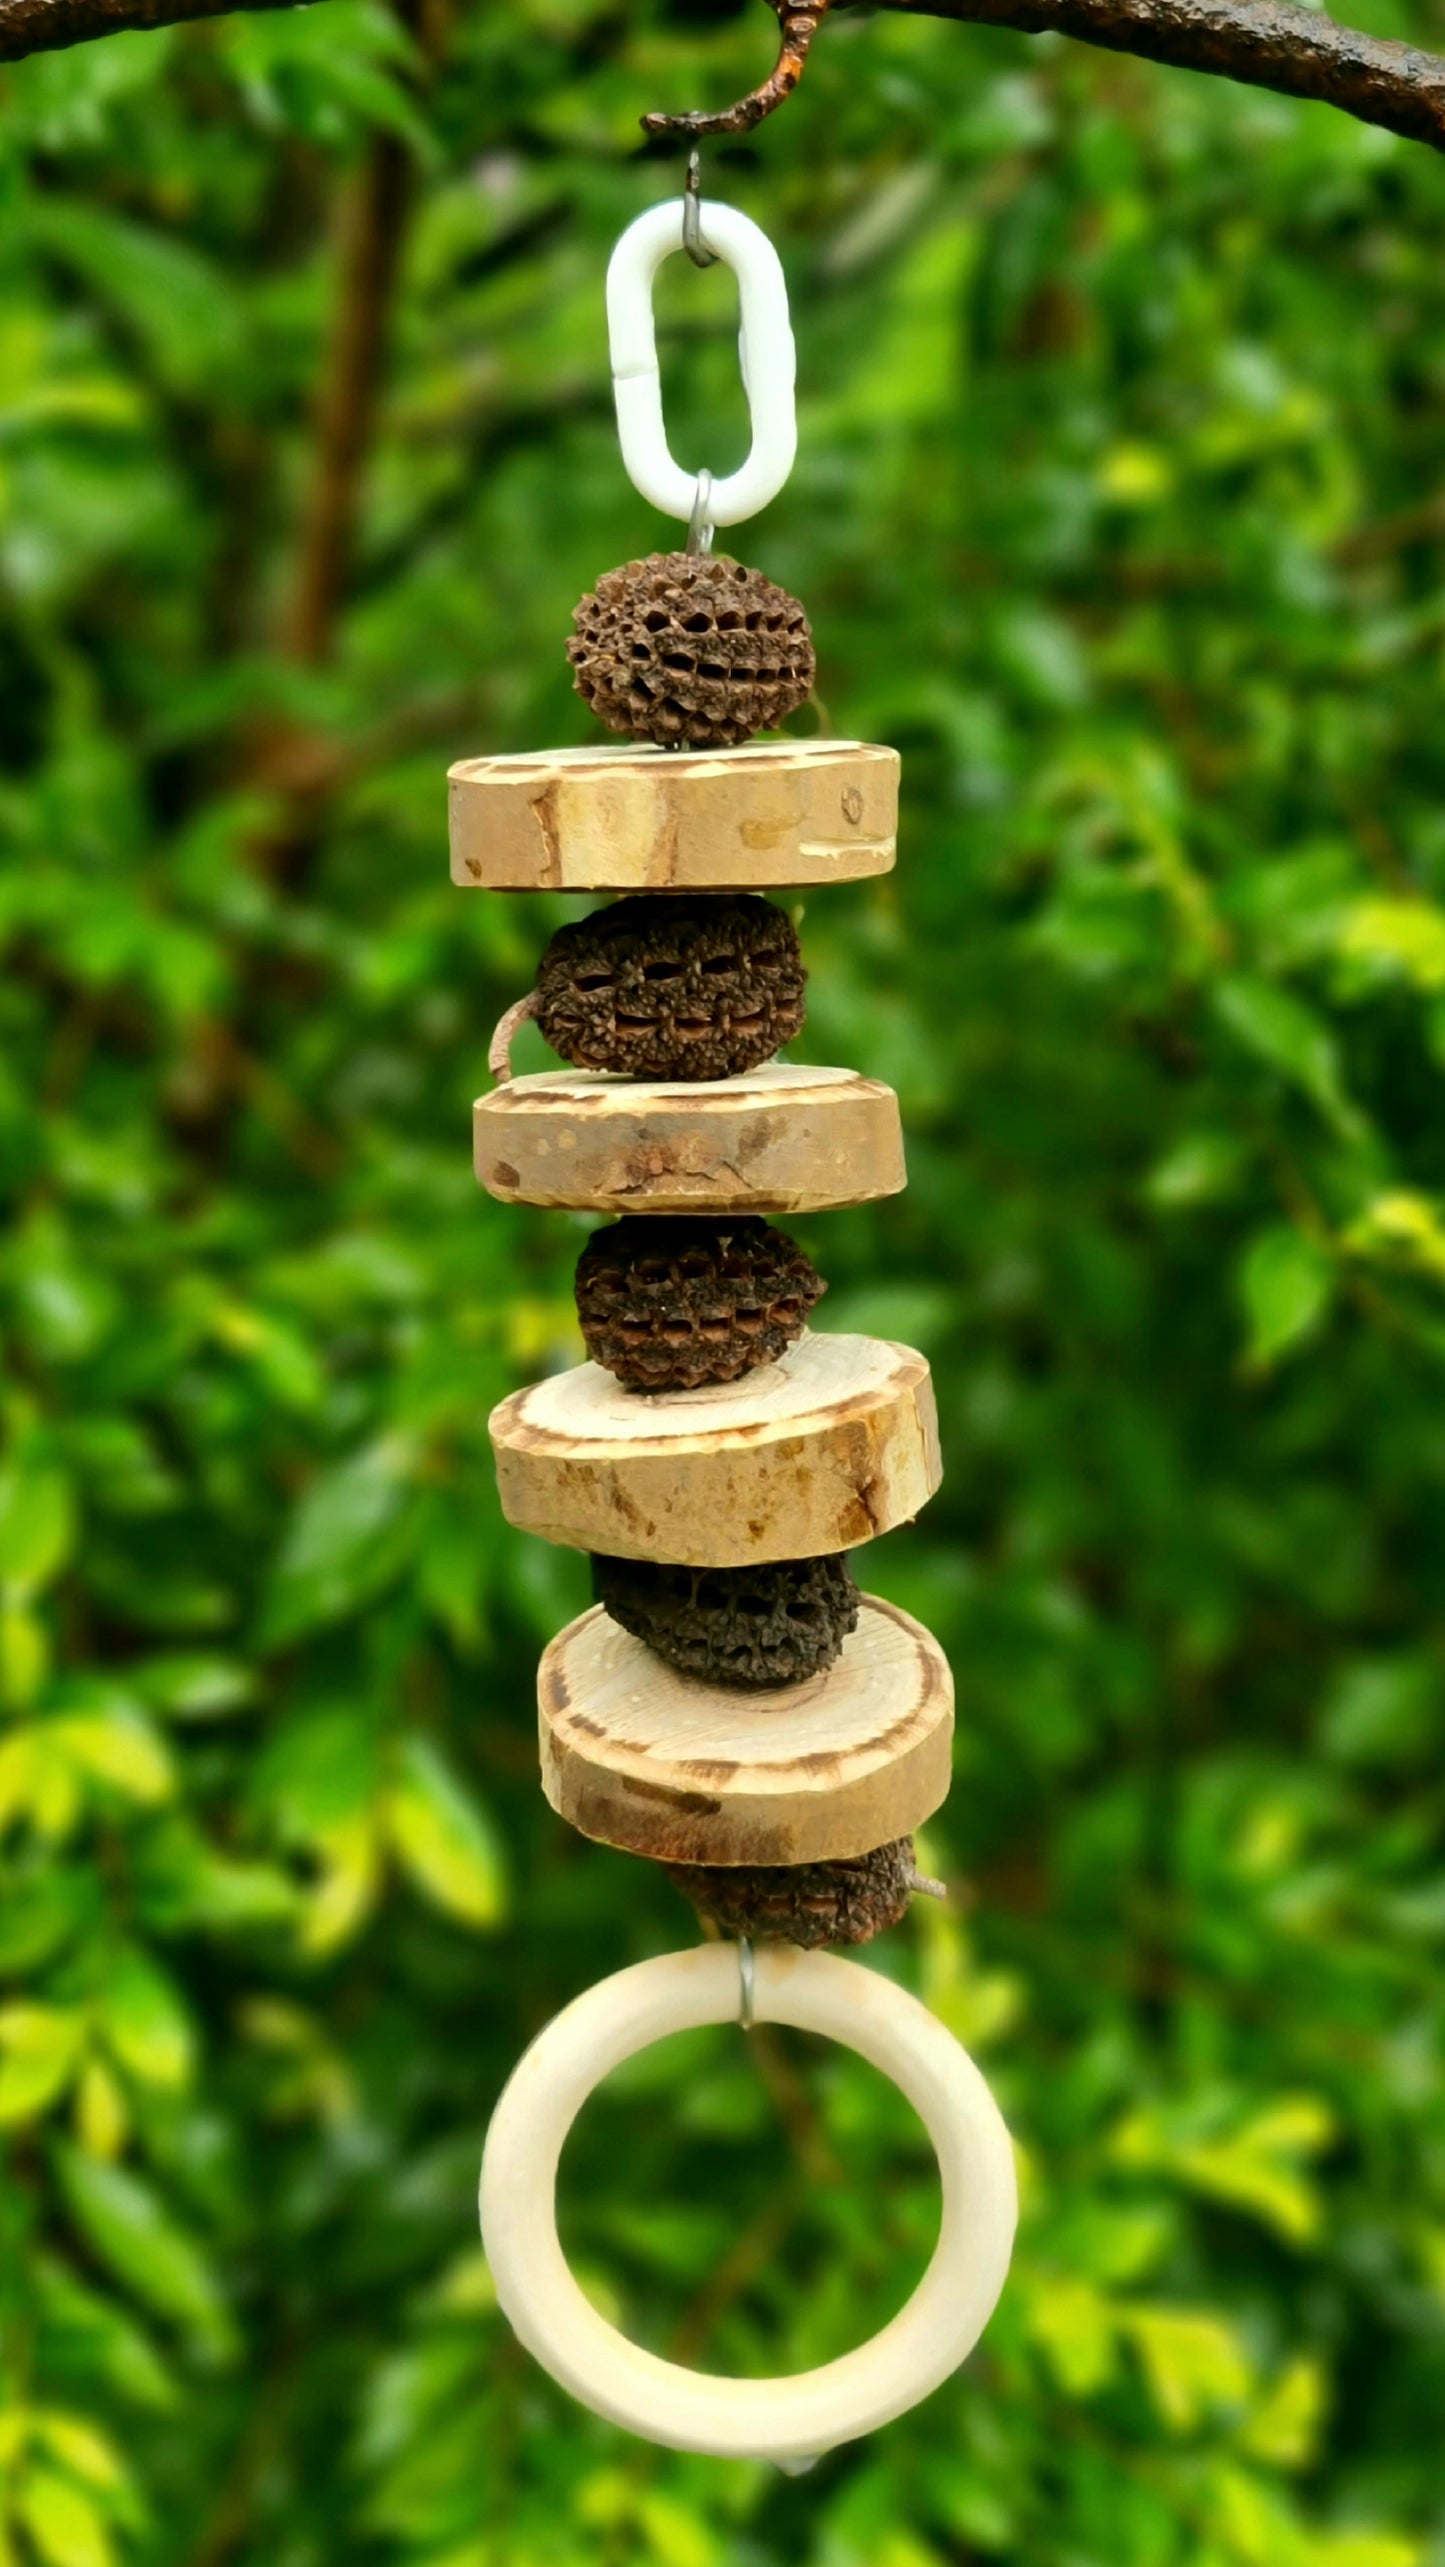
538, 1595, 953, 1867
447, 739, 898, 893
474, 1063, 906, 1216
488, 1332, 941, 1567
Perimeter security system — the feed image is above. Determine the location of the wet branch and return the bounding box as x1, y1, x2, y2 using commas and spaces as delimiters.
642, 0, 1445, 155
4, 0, 1445, 161
0, 0, 311, 60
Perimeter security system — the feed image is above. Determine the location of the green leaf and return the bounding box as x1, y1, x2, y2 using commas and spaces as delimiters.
35, 2413, 129, 2493
49, 1700, 174, 1806
0, 1868, 93, 1972
0, 2006, 85, 2125
1145, 1128, 1247, 1210
1241, 2356, 1327, 2468
133, 1818, 299, 1934
94, 1947, 194, 2091
0, 1462, 75, 1598
412, 1492, 487, 1652
0, 1733, 45, 1837
1346, 1189, 1445, 1289
0, 1602, 50, 1708
254, 1705, 379, 1841
387, 1739, 506, 1930
55, 2147, 231, 2352
217, 1, 431, 150
134, 1655, 256, 1723
75, 2059, 128, 2162
1121, 2305, 1253, 2431
1320, 1656, 1436, 1769
18, 2466, 113, 2567
1339, 896, 1445, 992
1024, 2272, 1119, 2397
1214, 973, 1362, 1136
423, 2248, 497, 2320
1204, 2466, 1294, 2567
209, 1303, 325, 1413
1117, 2096, 1335, 2246
636, 2493, 724, 2567
259, 1440, 415, 1646
1239, 1225, 1334, 1366
23, 201, 236, 396
8, 1219, 120, 1364
34, 2257, 178, 2412
3, 27, 177, 148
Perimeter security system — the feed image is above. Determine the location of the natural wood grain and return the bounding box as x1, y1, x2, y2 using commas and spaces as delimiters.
489, 1332, 941, 1565
474, 1062, 906, 1214
447, 739, 898, 892
539, 1595, 953, 1864
480, 1942, 1018, 2463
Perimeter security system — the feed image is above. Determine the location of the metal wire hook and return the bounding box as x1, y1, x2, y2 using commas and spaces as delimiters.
686, 468, 715, 557
737, 1937, 756, 2031
683, 147, 718, 269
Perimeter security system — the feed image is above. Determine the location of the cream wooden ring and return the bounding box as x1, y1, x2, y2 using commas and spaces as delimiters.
479, 1942, 1017, 2464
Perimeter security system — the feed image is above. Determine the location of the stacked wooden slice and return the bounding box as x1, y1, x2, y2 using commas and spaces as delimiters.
456, 736, 953, 1943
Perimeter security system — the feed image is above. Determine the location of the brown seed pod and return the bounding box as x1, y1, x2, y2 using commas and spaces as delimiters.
592, 1550, 859, 1688
534, 893, 805, 1083
666, 1838, 922, 1949
576, 1214, 824, 1391
567, 552, 815, 749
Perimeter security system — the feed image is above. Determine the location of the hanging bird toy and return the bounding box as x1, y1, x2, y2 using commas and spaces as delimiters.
455, 156, 1018, 2469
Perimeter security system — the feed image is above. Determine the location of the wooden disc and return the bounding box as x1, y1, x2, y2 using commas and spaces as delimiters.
447, 739, 898, 892
539, 1596, 953, 1866
489, 1333, 941, 1566
474, 1063, 906, 1215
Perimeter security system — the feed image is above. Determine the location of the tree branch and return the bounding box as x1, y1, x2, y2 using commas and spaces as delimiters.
875, 0, 1445, 155
1, 0, 1443, 160
643, 3, 829, 135
642, 0, 1445, 155
0, 0, 313, 61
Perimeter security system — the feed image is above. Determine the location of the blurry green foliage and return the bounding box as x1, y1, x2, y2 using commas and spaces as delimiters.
2, 0, 1445, 2560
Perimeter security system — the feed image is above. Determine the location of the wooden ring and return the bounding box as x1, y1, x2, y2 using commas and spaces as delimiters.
478, 1942, 1017, 2463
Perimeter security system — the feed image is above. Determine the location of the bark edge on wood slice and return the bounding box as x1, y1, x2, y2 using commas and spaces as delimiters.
538, 1596, 953, 1866
447, 738, 898, 891
489, 1331, 942, 1565
474, 1063, 906, 1216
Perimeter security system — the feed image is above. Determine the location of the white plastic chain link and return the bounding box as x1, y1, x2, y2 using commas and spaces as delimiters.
606, 197, 798, 533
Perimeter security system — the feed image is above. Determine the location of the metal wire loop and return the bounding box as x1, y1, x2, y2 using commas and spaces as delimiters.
687, 468, 715, 557
737, 1936, 756, 2031
683, 148, 718, 268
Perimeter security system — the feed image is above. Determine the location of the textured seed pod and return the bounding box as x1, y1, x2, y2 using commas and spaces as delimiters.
592, 1550, 858, 1688
576, 1215, 824, 1391
667, 1839, 920, 1949
535, 893, 805, 1083
567, 553, 815, 749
